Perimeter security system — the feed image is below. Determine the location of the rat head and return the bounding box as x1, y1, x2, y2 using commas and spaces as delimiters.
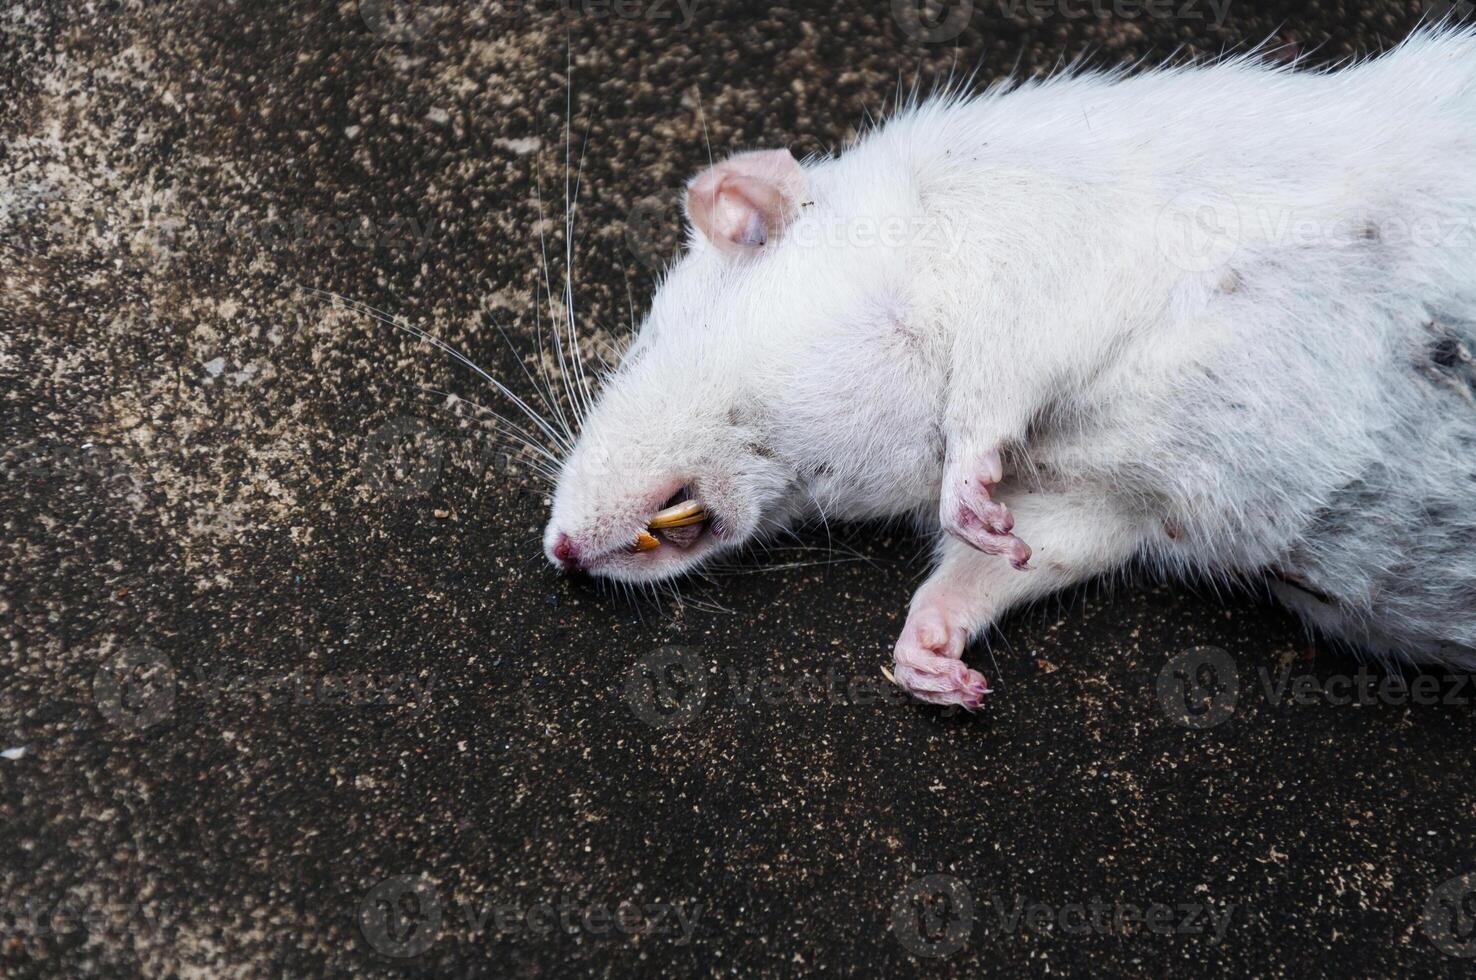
543, 146, 947, 582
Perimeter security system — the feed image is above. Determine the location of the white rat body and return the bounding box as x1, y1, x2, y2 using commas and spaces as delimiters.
544, 29, 1476, 706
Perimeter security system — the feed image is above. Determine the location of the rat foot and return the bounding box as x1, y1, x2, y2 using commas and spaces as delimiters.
890, 603, 990, 709
942, 448, 1032, 569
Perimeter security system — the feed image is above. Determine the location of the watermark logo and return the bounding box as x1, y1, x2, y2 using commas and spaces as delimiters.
355, 414, 545, 503
1260, 665, 1476, 708
624, 646, 708, 729
1158, 647, 1476, 724
622, 649, 917, 728
360, 416, 447, 502
191, 667, 437, 716
624, 190, 973, 268
1156, 646, 1238, 729
624, 191, 684, 271
1424, 873, 1476, 958
891, 0, 1232, 40
1001, 0, 1233, 24
359, 875, 443, 958
360, 0, 438, 42
986, 894, 1235, 939
357, 877, 702, 955
557, 0, 706, 28
93, 649, 433, 728
892, 0, 973, 42
15, 442, 133, 485
891, 874, 974, 958
1426, 1, 1476, 23
1155, 190, 1242, 273
93, 646, 176, 731
890, 876, 1234, 954
0, 897, 172, 942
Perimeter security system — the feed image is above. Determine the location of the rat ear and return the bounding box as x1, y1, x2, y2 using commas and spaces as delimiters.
685, 149, 807, 253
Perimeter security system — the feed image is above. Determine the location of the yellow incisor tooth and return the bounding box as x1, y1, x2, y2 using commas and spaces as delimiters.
647, 500, 706, 529
634, 531, 661, 551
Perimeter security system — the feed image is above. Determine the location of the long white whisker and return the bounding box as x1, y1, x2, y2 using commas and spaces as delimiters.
532, 155, 584, 438
485, 305, 573, 450
416, 385, 563, 468
563, 109, 598, 421
528, 262, 576, 446
296, 285, 571, 454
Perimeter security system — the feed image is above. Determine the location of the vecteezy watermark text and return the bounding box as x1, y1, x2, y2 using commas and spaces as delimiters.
3, 182, 437, 263
890, 875, 1235, 958
1156, 646, 1476, 728
892, 0, 1233, 44
0, 897, 175, 943
92, 645, 437, 732
357, 875, 702, 957
622, 646, 912, 728
191, 666, 437, 715
359, 0, 705, 42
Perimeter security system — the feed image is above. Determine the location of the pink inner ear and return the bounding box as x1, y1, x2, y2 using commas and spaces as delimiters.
686, 149, 806, 252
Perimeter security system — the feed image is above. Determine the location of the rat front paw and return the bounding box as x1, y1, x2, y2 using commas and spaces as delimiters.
889, 607, 991, 709
940, 448, 1032, 570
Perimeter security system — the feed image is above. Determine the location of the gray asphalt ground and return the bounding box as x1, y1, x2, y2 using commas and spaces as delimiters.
5, 0, 1476, 975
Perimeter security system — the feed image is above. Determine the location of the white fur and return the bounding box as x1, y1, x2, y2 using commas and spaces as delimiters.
546, 28, 1476, 678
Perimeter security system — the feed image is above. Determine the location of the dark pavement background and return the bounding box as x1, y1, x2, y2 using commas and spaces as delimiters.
4, 0, 1476, 975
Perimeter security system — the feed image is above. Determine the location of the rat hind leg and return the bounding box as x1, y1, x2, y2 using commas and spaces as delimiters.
892, 489, 1148, 708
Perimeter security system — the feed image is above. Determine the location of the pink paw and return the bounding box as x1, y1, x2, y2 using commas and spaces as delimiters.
890, 608, 991, 710
942, 449, 1032, 570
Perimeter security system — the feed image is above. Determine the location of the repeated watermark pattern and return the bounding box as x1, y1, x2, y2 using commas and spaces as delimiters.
93, 646, 177, 732
623, 190, 976, 271
357, 875, 702, 957
0, 897, 175, 943
3, 182, 436, 264
360, 0, 440, 41
359, 0, 706, 42
891, 874, 1235, 957
11, 442, 138, 486
359, 415, 549, 503
1156, 646, 1476, 728
1156, 646, 1239, 728
1154, 195, 1476, 274
624, 187, 1476, 284
91, 646, 435, 732
624, 190, 686, 271
622, 646, 914, 728
1423, 872, 1476, 958
1426, 1, 1476, 23
893, 0, 1233, 43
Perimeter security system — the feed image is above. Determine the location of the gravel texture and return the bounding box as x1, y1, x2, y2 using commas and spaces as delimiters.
4, 0, 1476, 975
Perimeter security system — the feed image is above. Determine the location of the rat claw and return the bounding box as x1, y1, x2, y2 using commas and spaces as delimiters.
941, 449, 1032, 570
953, 518, 1032, 569
889, 604, 991, 709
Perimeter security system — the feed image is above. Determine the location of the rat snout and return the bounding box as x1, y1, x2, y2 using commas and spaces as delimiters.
549, 533, 582, 571
543, 482, 721, 581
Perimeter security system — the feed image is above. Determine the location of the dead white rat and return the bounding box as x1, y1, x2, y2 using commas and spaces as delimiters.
541, 29, 1476, 707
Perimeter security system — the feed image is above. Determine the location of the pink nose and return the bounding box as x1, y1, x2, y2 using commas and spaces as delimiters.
552, 533, 581, 571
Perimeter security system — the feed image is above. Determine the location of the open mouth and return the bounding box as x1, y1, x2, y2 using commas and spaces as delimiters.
631, 487, 712, 553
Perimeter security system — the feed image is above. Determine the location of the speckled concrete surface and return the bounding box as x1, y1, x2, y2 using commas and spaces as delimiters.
4, 0, 1476, 975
